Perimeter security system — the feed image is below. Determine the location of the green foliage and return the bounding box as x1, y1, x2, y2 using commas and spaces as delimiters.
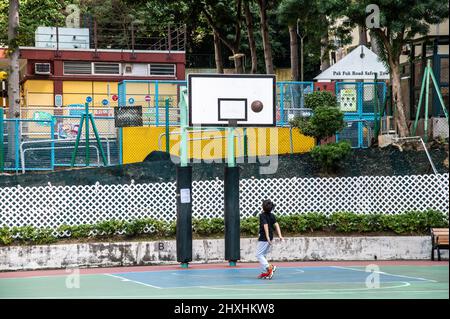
291, 105, 345, 142
0, 211, 447, 246
304, 212, 327, 232
71, 224, 94, 239
124, 219, 148, 237
94, 219, 124, 237
241, 217, 259, 235
330, 212, 366, 233
150, 218, 173, 237
0, 226, 13, 245
193, 218, 224, 236
33, 228, 57, 245
12, 225, 36, 242
310, 141, 351, 172
305, 91, 338, 110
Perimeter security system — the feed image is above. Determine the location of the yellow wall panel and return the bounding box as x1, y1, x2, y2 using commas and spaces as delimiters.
63, 81, 93, 94
126, 83, 154, 95
25, 93, 54, 107
24, 80, 54, 93
23, 80, 54, 107
93, 82, 118, 94
122, 126, 315, 165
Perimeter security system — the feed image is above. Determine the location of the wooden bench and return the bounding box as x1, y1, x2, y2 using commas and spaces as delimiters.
431, 228, 449, 261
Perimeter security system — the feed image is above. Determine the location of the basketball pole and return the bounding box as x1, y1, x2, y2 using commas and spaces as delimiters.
224, 123, 240, 267
176, 88, 192, 268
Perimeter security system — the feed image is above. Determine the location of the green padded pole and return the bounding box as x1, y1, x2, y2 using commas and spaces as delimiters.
225, 125, 239, 266
243, 127, 248, 158
165, 98, 170, 153
179, 89, 188, 167
227, 127, 236, 167
176, 88, 192, 268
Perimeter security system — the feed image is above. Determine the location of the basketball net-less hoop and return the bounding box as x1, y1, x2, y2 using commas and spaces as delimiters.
175, 74, 276, 268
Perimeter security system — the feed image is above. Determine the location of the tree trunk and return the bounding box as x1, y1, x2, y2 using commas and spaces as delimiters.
257, 0, 274, 74
358, 25, 368, 46
288, 25, 299, 81
232, 51, 244, 74
7, 0, 21, 161
243, 1, 257, 74
390, 62, 409, 137
213, 32, 224, 73
369, 30, 381, 56
320, 33, 330, 71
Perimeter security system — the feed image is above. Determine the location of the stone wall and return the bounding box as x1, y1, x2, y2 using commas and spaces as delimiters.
1, 236, 447, 271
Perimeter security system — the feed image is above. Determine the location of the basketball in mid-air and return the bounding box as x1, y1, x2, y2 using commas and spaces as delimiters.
251, 100, 263, 113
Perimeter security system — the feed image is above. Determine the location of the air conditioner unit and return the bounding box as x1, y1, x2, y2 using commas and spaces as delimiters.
124, 64, 133, 74
35, 63, 51, 75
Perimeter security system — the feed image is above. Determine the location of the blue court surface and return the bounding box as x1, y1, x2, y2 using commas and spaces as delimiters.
0, 262, 447, 299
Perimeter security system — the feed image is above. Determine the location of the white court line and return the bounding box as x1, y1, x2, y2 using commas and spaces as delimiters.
198, 281, 411, 292
104, 273, 162, 289
6, 288, 449, 299
331, 266, 438, 283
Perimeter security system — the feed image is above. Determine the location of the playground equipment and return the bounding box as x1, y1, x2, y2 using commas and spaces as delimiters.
412, 60, 449, 142
70, 101, 108, 167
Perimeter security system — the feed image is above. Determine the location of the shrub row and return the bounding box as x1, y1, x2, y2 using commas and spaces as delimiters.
0, 210, 447, 246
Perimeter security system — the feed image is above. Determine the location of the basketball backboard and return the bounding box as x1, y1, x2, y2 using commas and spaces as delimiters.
188, 74, 276, 127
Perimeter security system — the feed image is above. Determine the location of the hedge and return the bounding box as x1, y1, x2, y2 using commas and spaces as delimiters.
0, 210, 448, 246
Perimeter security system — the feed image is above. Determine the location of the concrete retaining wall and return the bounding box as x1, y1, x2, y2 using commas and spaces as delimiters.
0, 236, 447, 271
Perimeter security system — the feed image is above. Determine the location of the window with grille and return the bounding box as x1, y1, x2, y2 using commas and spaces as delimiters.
149, 64, 176, 76
63, 61, 92, 75
93, 63, 120, 75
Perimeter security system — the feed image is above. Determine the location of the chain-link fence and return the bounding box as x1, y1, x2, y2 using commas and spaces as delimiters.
1, 105, 119, 173
2, 80, 395, 172
335, 82, 386, 148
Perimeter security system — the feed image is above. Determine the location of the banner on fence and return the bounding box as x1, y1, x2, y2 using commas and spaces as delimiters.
114, 106, 143, 127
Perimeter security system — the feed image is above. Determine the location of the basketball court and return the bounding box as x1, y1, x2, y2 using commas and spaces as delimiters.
0, 261, 447, 299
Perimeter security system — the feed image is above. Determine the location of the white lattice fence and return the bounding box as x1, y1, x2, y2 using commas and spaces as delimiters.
0, 181, 177, 228
0, 174, 448, 230
239, 174, 449, 216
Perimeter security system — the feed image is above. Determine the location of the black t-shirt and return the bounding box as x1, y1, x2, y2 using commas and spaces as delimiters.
258, 212, 277, 241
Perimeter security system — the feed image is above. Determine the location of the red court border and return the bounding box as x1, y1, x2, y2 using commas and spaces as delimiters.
0, 260, 447, 279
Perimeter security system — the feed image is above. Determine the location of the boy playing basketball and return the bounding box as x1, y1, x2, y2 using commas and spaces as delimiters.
256, 199, 284, 279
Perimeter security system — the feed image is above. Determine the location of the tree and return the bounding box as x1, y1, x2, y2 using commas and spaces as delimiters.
277, 0, 301, 80
291, 91, 345, 142
341, 0, 448, 137
7, 0, 20, 160
243, 0, 257, 73
256, 0, 275, 74
201, 0, 245, 73
310, 141, 351, 173
277, 0, 317, 81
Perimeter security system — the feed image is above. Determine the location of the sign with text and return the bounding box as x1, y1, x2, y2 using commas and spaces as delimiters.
339, 88, 357, 112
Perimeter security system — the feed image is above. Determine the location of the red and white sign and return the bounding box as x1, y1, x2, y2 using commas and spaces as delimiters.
112, 94, 118, 101
145, 95, 151, 102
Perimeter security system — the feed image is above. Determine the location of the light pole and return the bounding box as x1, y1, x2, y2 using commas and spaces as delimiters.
296, 19, 306, 82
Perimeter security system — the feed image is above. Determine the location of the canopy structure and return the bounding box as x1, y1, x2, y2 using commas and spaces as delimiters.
314, 45, 390, 81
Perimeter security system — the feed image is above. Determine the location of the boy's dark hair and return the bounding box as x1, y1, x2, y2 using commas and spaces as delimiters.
262, 199, 275, 213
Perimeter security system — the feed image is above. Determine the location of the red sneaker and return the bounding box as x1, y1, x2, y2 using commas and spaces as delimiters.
267, 264, 277, 279
257, 272, 269, 279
